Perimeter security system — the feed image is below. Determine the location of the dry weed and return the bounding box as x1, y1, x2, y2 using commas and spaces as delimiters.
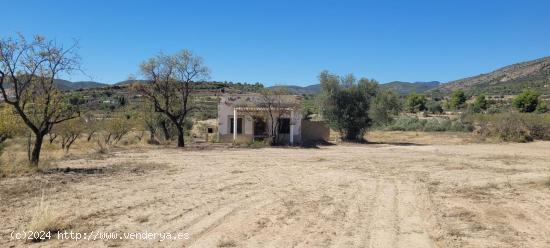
217, 236, 237, 247
27, 191, 70, 242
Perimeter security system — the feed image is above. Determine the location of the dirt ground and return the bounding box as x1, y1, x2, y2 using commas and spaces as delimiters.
1, 131, 550, 247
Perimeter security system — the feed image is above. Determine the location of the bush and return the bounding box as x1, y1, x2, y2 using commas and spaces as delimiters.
471, 94, 488, 113
369, 90, 401, 126
405, 93, 426, 113
512, 90, 540, 113
466, 113, 550, 142
426, 101, 443, 114
447, 90, 467, 110
494, 114, 532, 142
384, 117, 472, 132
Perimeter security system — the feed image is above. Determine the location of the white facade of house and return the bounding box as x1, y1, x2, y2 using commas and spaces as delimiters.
217, 94, 302, 145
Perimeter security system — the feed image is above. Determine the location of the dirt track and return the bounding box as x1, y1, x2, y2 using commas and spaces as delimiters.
1, 133, 550, 247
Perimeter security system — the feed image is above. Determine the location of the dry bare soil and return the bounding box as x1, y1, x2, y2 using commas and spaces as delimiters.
1, 131, 550, 247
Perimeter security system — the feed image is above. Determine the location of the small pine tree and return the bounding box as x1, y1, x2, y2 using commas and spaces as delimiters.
448, 90, 467, 110
513, 90, 540, 113
405, 93, 427, 113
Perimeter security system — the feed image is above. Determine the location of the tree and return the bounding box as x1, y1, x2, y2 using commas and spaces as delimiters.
426, 100, 443, 114
82, 113, 100, 142
471, 94, 488, 113
141, 105, 182, 143
448, 89, 467, 110
0, 35, 81, 166
137, 50, 209, 147
405, 93, 426, 113
319, 70, 378, 141
101, 115, 132, 145
513, 90, 540, 113
56, 118, 84, 153
368, 90, 401, 126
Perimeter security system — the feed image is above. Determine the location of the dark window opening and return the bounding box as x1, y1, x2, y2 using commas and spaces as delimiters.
278, 118, 290, 134
207, 128, 213, 133
230, 117, 243, 134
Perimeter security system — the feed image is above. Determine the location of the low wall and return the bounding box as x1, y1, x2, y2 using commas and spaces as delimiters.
301, 120, 330, 143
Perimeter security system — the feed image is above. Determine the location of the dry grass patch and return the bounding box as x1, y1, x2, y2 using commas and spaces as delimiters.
27, 192, 71, 242
217, 236, 237, 247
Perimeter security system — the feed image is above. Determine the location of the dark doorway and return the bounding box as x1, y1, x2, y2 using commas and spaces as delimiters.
278, 118, 290, 134
254, 118, 267, 136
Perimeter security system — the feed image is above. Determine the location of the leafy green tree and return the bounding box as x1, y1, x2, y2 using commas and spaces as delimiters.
405, 93, 426, 113
319, 71, 378, 141
471, 94, 488, 113
513, 90, 540, 113
448, 89, 467, 110
426, 100, 443, 114
369, 90, 401, 126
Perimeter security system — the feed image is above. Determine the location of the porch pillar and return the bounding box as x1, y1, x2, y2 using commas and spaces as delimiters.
233, 108, 237, 141
290, 110, 294, 145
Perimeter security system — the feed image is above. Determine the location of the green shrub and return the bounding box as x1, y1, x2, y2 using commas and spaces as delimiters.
405, 93, 427, 113
448, 90, 467, 110
513, 90, 540, 113
384, 117, 472, 132
426, 101, 444, 114
466, 113, 550, 142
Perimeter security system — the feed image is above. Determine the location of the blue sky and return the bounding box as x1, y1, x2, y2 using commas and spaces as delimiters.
3, 0, 550, 86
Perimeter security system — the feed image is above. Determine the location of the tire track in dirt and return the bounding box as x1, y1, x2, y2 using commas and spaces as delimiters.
366, 179, 434, 248
368, 180, 399, 248
396, 182, 435, 248
332, 178, 377, 247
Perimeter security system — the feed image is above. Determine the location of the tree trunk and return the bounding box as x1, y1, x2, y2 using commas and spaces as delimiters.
30, 134, 44, 166
160, 121, 170, 141
176, 127, 185, 147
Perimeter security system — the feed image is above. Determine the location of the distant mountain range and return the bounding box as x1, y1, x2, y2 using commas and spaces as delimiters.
1, 79, 110, 91
276, 56, 550, 95
269, 81, 441, 95
268, 84, 321, 94
3, 56, 549, 95
53, 79, 110, 90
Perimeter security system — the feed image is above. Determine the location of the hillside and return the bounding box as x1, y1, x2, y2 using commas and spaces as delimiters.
268, 84, 320, 94
381, 81, 440, 95
438, 56, 550, 95
269, 81, 439, 95
2, 79, 109, 91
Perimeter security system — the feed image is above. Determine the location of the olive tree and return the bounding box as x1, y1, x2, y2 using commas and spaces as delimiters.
0, 35, 81, 166
137, 50, 209, 147
319, 71, 378, 141
368, 90, 401, 126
